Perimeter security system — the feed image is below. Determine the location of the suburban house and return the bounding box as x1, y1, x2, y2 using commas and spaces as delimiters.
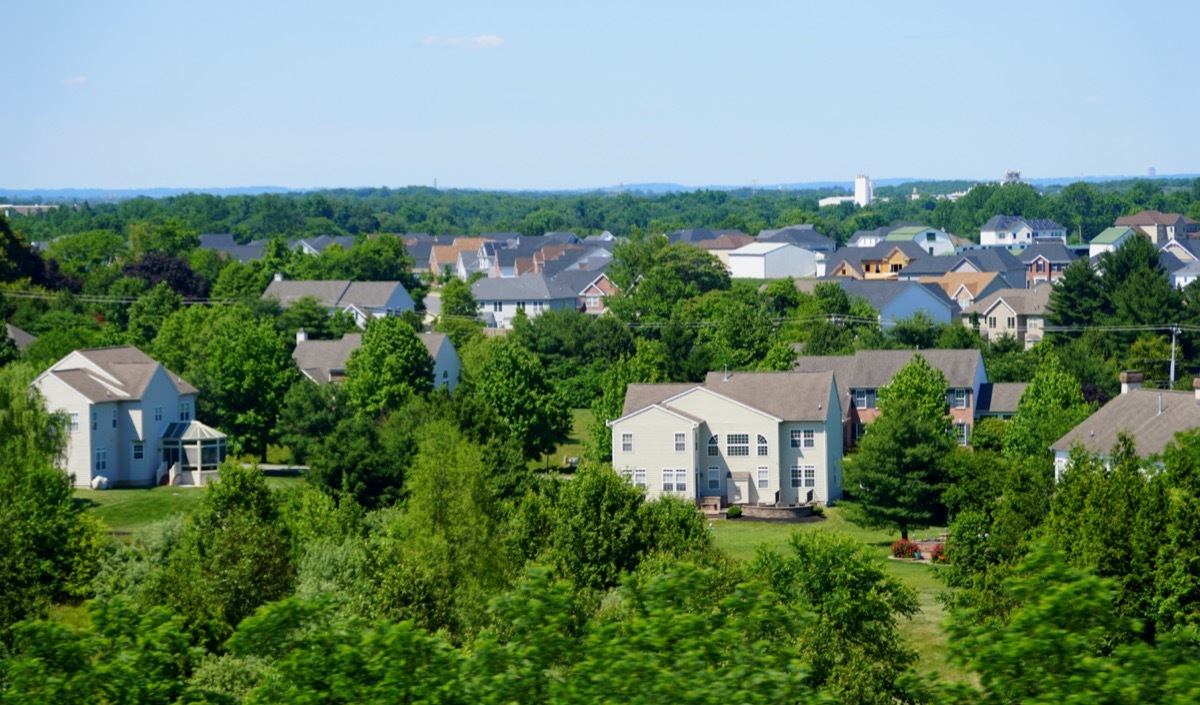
33, 346, 226, 488
918, 271, 1012, 310
1089, 227, 1137, 258
551, 269, 617, 315
792, 349, 988, 448
5, 322, 36, 353
847, 224, 954, 256
1160, 237, 1200, 264
609, 370, 843, 506
293, 235, 356, 256
827, 242, 928, 279
1018, 243, 1078, 286
1050, 371, 1200, 481
1116, 210, 1190, 244
473, 272, 578, 328
198, 233, 269, 263
728, 242, 818, 279
430, 238, 494, 277
975, 382, 1028, 421
897, 248, 1026, 291
962, 283, 1052, 349
261, 277, 416, 328
292, 330, 460, 391
840, 279, 955, 325
979, 215, 1067, 247
757, 225, 837, 252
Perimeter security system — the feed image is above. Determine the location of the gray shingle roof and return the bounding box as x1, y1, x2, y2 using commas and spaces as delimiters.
5, 323, 35, 352
982, 215, 1065, 232
262, 280, 410, 310
976, 382, 1027, 415
293, 332, 447, 384
1018, 243, 1078, 264
837, 279, 949, 312
899, 248, 1023, 277
1051, 388, 1200, 456
551, 268, 610, 295
827, 241, 929, 274
792, 349, 983, 390
967, 284, 1052, 317
472, 273, 578, 302
42, 346, 198, 402
620, 371, 836, 422
757, 225, 836, 250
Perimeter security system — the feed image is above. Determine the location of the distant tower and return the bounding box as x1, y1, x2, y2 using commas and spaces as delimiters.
911, 186, 919, 201
1002, 169, 1021, 185
854, 174, 873, 207
1147, 167, 1157, 177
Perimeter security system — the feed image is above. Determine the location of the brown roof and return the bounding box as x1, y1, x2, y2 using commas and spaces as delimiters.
1051, 388, 1200, 456
43, 346, 198, 402
1116, 210, 1186, 227
967, 284, 1052, 317
920, 272, 1006, 300
793, 349, 983, 389
621, 371, 836, 423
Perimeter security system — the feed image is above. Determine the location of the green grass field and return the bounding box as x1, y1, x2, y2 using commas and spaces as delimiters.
711, 507, 964, 683
75, 475, 305, 535
530, 408, 594, 472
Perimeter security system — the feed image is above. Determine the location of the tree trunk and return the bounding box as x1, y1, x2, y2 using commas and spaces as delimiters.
900, 526, 909, 541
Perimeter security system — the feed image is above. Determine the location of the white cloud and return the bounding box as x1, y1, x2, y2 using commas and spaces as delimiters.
61, 76, 87, 87
422, 34, 504, 50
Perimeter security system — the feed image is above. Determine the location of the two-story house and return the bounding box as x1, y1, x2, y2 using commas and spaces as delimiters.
550, 269, 617, 315
473, 273, 579, 328
980, 215, 1068, 246
1116, 210, 1190, 245
1018, 243, 1078, 287
261, 277, 416, 328
962, 284, 1052, 350
1089, 227, 1137, 258
33, 346, 227, 488
827, 242, 928, 279
846, 224, 954, 256
609, 370, 843, 507
792, 349, 988, 448
292, 330, 461, 392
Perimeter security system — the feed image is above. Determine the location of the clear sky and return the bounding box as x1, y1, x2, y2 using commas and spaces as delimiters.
3, 0, 1197, 191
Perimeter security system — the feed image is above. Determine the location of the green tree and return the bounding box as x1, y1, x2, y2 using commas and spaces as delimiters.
44, 229, 128, 279
276, 379, 350, 464
1003, 354, 1093, 462
470, 338, 570, 461
587, 339, 669, 460
126, 282, 183, 346
129, 217, 199, 257
1047, 258, 1104, 332
844, 354, 954, 539
344, 316, 434, 417
551, 463, 646, 591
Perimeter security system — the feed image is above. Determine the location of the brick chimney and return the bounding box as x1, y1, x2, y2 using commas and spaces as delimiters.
1120, 370, 1144, 394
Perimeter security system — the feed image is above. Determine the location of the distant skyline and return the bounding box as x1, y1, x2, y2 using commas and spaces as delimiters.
4, 1, 1198, 191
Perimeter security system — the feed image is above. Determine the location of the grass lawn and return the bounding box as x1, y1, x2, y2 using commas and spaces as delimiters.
76, 474, 306, 535
529, 408, 594, 472
711, 506, 966, 683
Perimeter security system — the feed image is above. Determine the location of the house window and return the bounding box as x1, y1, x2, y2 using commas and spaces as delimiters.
757, 466, 769, 489
790, 430, 803, 448
854, 389, 876, 409
804, 465, 816, 487
133, 443, 144, 460
112, 409, 118, 428
662, 469, 673, 492
91, 411, 97, 431
154, 406, 162, 422
492, 301, 502, 312
621, 433, 633, 453
954, 389, 968, 409
802, 430, 815, 449
890, 263, 902, 272
707, 466, 720, 490
516, 301, 526, 311
853, 423, 865, 443
179, 401, 192, 421
727, 434, 750, 457
1007, 317, 1016, 329
790, 464, 802, 488
94, 448, 107, 472
987, 316, 997, 328
674, 432, 686, 453
675, 470, 687, 492
634, 469, 646, 488
926, 232, 936, 241
69, 413, 79, 432
586, 295, 600, 308
532, 301, 544, 312
956, 423, 971, 446
757, 434, 768, 456
707, 435, 719, 457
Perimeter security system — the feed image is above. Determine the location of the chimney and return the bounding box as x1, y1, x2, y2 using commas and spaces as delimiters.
274, 271, 284, 282
296, 328, 308, 344
1120, 370, 1144, 394
1193, 378, 1200, 404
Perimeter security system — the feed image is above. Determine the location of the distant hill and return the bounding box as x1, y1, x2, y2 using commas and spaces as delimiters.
0, 186, 293, 202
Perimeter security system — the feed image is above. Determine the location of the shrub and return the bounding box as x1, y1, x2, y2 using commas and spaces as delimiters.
726, 505, 742, 519
891, 539, 919, 558
810, 504, 825, 517
929, 543, 947, 563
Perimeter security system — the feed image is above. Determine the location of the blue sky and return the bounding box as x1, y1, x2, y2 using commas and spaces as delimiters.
3, 0, 1197, 190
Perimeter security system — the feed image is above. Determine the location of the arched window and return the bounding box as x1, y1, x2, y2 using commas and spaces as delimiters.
707, 435, 719, 457
757, 434, 769, 456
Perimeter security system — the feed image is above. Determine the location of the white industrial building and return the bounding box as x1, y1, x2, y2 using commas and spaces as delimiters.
727, 242, 818, 279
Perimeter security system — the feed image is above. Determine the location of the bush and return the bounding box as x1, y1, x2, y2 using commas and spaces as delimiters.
726, 505, 742, 519
891, 539, 919, 558
811, 504, 825, 517
929, 542, 948, 563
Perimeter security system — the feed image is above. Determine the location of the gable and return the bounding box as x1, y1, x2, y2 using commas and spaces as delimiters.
950, 259, 982, 274
983, 298, 1018, 318
664, 386, 782, 424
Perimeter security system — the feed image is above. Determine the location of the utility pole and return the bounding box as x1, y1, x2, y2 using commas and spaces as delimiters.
1170, 324, 1180, 385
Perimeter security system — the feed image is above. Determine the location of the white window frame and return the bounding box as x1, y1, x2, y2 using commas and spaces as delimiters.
621, 433, 633, 453
954, 389, 968, 410
756, 434, 769, 456
674, 432, 686, 453
69, 412, 79, 432
633, 469, 646, 488
707, 435, 720, 457
154, 406, 163, 422
790, 430, 803, 448
790, 464, 802, 488
674, 469, 687, 493
179, 401, 192, 422
854, 389, 867, 409
727, 434, 750, 457
802, 429, 815, 449
956, 423, 971, 446
804, 465, 816, 488
662, 468, 673, 492
492, 301, 503, 312
133, 443, 144, 460
757, 466, 769, 489
94, 448, 107, 472
707, 466, 720, 490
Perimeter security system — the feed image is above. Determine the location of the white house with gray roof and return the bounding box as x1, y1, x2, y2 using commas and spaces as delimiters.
262, 277, 415, 328
33, 346, 226, 488
980, 216, 1067, 247
472, 273, 578, 328
609, 370, 843, 506
292, 330, 460, 392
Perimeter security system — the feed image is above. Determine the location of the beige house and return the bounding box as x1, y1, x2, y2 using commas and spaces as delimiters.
293, 330, 460, 391
1116, 210, 1189, 244
32, 346, 226, 488
962, 284, 1051, 349
609, 370, 842, 506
